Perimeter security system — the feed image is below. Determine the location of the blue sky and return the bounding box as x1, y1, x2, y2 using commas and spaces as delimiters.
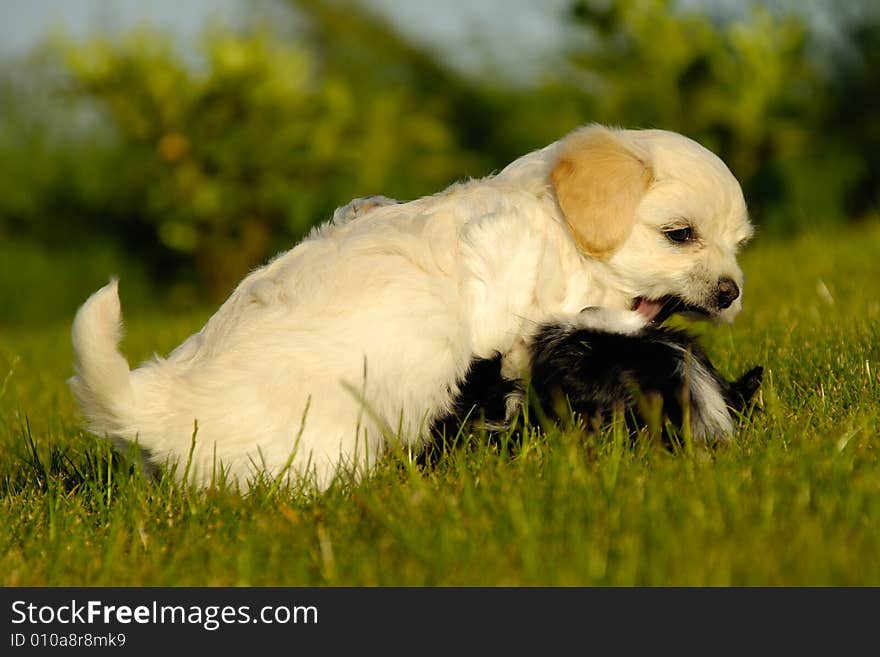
0, 0, 852, 82
0, 0, 243, 54
0, 0, 570, 79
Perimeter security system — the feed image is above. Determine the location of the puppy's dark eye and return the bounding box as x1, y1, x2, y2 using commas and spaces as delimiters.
664, 227, 694, 244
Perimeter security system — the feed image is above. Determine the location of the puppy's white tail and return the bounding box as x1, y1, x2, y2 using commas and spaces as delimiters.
69, 279, 136, 437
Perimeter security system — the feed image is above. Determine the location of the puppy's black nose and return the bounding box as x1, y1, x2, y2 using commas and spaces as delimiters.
716, 277, 740, 309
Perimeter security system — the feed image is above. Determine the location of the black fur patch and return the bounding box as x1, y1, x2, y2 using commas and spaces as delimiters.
433, 323, 762, 441
529, 325, 761, 434
431, 355, 521, 438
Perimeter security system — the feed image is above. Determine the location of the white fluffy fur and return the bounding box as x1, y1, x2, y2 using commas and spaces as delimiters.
70, 124, 753, 490
681, 350, 736, 441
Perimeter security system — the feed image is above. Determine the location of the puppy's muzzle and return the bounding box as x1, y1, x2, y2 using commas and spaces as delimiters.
716, 277, 740, 310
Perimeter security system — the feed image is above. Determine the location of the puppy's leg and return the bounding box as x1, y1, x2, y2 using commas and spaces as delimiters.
432, 355, 524, 436
500, 337, 530, 380
331, 195, 401, 225
573, 306, 648, 334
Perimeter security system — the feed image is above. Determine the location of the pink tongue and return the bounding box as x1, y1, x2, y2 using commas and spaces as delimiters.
635, 298, 665, 321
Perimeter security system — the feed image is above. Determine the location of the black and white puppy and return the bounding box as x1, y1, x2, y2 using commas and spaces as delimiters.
434, 309, 763, 442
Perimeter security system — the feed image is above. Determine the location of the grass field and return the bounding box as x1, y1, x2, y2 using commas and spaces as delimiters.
1, 221, 879, 586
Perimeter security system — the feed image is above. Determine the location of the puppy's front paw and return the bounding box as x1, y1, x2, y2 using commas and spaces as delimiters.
575, 307, 648, 334
732, 365, 764, 410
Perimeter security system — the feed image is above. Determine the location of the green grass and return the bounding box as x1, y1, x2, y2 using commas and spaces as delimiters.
1, 222, 879, 586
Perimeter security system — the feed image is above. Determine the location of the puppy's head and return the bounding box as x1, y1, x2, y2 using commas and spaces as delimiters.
551, 124, 753, 324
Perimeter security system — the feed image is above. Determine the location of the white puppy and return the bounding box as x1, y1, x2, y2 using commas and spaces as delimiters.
70, 124, 753, 490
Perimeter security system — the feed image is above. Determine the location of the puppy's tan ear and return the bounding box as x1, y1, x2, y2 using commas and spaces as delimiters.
551, 126, 653, 257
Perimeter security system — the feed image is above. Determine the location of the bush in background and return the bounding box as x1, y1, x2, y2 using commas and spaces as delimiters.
54, 23, 472, 297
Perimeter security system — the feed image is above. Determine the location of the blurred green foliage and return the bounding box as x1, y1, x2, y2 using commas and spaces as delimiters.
0, 0, 878, 299
38, 13, 472, 296
562, 0, 877, 232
